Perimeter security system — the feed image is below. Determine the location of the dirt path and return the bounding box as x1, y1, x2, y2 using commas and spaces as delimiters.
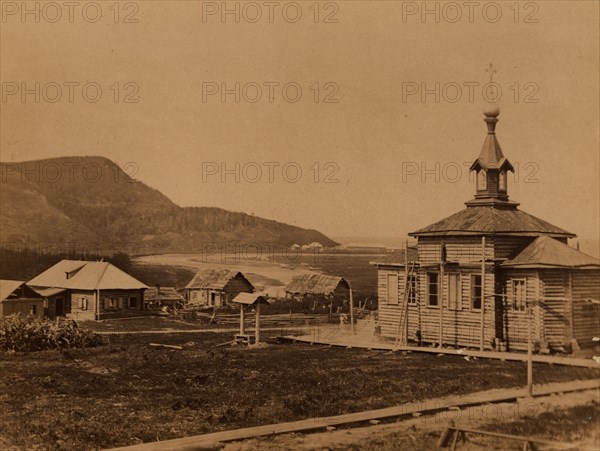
95, 326, 312, 335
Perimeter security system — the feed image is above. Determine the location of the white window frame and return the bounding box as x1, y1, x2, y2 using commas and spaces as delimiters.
105, 298, 118, 310
477, 170, 487, 190
427, 272, 439, 307
511, 279, 527, 312
471, 274, 482, 311
407, 274, 417, 305
499, 171, 507, 191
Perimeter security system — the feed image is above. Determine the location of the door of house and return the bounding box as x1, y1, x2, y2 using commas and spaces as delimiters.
211, 292, 216, 306
494, 283, 505, 342
55, 298, 64, 316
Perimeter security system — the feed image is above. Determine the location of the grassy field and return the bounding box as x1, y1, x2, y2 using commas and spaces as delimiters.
0, 332, 598, 450
80, 313, 332, 334
126, 263, 196, 290
81, 316, 213, 332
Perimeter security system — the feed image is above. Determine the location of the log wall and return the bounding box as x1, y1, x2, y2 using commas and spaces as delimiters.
67, 288, 144, 321
378, 263, 496, 349
571, 269, 600, 347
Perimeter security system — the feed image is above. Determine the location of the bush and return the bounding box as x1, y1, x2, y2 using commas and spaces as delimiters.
0, 315, 103, 352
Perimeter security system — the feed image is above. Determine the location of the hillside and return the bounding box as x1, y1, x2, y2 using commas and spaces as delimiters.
0, 156, 338, 254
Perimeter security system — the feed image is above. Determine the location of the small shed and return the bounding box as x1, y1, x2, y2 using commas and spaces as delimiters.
185, 269, 254, 307
0, 280, 44, 317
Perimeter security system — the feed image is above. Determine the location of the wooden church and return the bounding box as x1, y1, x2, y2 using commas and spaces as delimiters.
374, 106, 599, 353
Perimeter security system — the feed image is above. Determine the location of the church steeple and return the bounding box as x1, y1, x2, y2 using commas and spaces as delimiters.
466, 105, 518, 209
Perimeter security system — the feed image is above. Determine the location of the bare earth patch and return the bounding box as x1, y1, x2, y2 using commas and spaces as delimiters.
0, 333, 598, 450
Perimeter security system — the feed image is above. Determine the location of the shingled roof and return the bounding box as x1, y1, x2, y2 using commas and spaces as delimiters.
185, 269, 253, 291
0, 280, 27, 302
27, 260, 148, 290
231, 292, 270, 305
410, 207, 575, 238
285, 274, 349, 296
469, 108, 514, 172
502, 236, 599, 268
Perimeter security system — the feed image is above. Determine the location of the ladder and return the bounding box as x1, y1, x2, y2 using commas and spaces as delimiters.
394, 259, 416, 348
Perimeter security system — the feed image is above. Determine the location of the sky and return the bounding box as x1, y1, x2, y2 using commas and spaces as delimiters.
1, 1, 598, 251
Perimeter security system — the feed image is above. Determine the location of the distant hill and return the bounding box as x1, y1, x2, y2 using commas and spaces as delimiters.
0, 156, 337, 254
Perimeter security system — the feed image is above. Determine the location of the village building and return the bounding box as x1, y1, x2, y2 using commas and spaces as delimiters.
144, 285, 185, 309
285, 274, 350, 301
0, 280, 45, 318
374, 107, 600, 353
301, 242, 324, 251
185, 269, 254, 307
27, 260, 148, 320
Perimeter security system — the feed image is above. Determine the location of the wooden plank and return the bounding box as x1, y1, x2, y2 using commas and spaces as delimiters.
149, 343, 183, 350
108, 380, 599, 451
283, 336, 600, 368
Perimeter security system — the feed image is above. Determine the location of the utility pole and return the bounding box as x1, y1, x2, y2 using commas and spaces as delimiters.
480, 237, 486, 351
527, 306, 533, 397
239, 304, 245, 335
439, 261, 444, 348
255, 302, 261, 345
350, 289, 355, 334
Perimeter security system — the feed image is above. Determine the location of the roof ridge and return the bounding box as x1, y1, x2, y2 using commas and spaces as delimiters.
94, 261, 111, 290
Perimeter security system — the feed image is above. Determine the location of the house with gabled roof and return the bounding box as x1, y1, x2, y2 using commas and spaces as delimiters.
0, 280, 45, 318
285, 274, 350, 300
373, 107, 599, 352
285, 274, 351, 314
27, 260, 148, 320
185, 269, 254, 307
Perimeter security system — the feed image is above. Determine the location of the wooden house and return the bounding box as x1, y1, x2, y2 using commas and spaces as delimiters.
27, 260, 148, 320
0, 280, 44, 318
185, 269, 254, 307
144, 285, 185, 309
285, 274, 350, 300
374, 107, 599, 352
